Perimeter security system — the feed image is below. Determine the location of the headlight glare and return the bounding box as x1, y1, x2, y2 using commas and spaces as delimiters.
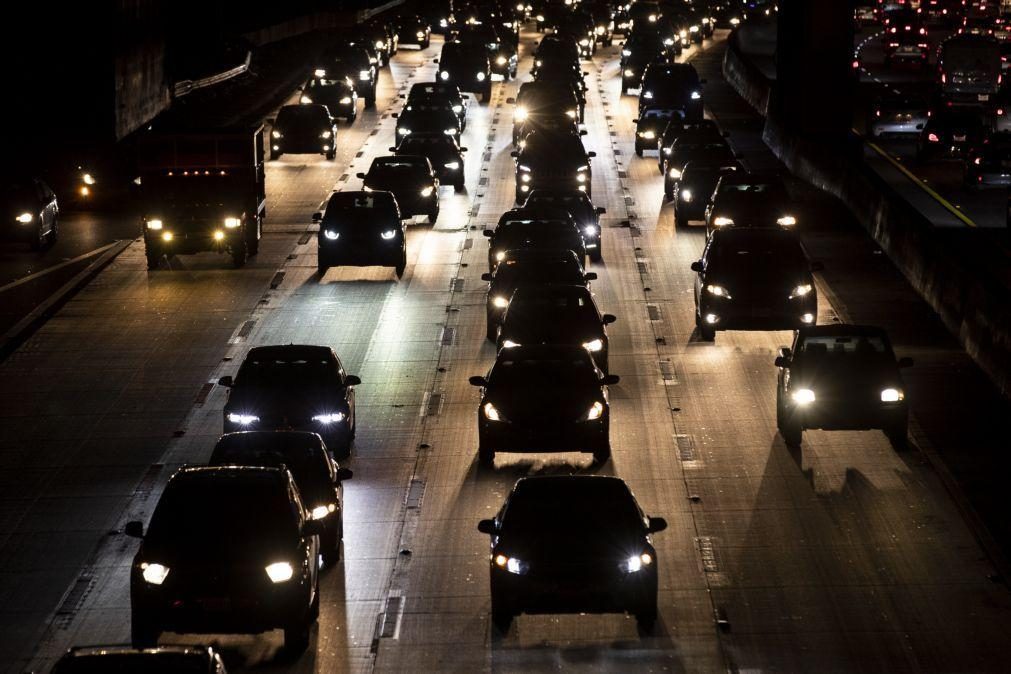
790, 284, 813, 298
881, 388, 904, 402
227, 413, 260, 425
310, 504, 336, 520
492, 296, 509, 308
501, 339, 520, 348
265, 562, 294, 583
483, 402, 504, 421
224, 217, 241, 228
420, 186, 435, 197
792, 389, 816, 405
16, 212, 33, 224
146, 219, 162, 230
444, 161, 461, 170
312, 412, 346, 424
140, 562, 170, 585
381, 229, 397, 240
777, 215, 797, 226
582, 338, 604, 352
706, 284, 731, 298
713, 216, 734, 227
323, 230, 339, 240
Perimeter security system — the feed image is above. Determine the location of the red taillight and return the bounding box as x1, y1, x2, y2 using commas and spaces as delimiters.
905, 24, 912, 30
928, 132, 940, 142
852, 59, 860, 69
919, 27, 926, 35
941, 72, 947, 83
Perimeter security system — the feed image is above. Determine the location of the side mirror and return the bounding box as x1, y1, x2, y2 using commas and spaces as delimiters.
587, 151, 596, 158
774, 356, 789, 368
124, 521, 144, 538
391, 113, 399, 118
916, 123, 924, 130
602, 314, 617, 325
583, 71, 589, 77
433, 58, 439, 63
461, 147, 469, 152
478, 519, 498, 534
218, 375, 233, 388
481, 272, 493, 281
632, 118, 639, 124
647, 516, 668, 533
602, 374, 620, 385
580, 129, 588, 136
810, 261, 825, 272
779, 347, 793, 359
388, 146, 397, 152
345, 374, 362, 386
267, 117, 276, 126
510, 150, 519, 158
596, 207, 606, 215
311, 212, 322, 223
483, 229, 494, 237
897, 357, 914, 368
690, 261, 703, 273
336, 467, 354, 481
398, 94, 406, 99
305, 519, 325, 537
469, 375, 488, 387
356, 172, 366, 179
506, 97, 516, 104
584, 272, 598, 281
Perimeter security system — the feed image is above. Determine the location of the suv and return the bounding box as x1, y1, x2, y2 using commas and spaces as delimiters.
512, 130, 595, 202
393, 101, 462, 143
218, 344, 360, 458
437, 42, 493, 102
269, 104, 337, 160
313, 190, 407, 278
484, 208, 586, 270
358, 156, 440, 222
127, 466, 323, 653
392, 133, 467, 190
404, 82, 468, 129
318, 46, 376, 107
638, 63, 704, 119
300, 75, 359, 123
775, 325, 913, 447
508, 81, 581, 145
522, 189, 605, 260
672, 160, 743, 226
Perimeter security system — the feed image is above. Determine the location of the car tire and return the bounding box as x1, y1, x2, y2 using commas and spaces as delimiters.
491, 605, 513, 633
885, 418, 908, 449
636, 603, 658, 634
699, 324, 716, 341
322, 530, 342, 567
780, 419, 802, 447
482, 86, 492, 103
231, 237, 248, 268
326, 149, 336, 160
776, 392, 785, 429
396, 253, 406, 279
454, 180, 465, 192
283, 616, 312, 655
675, 211, 687, 229
428, 209, 439, 224
270, 151, 281, 161
589, 249, 602, 263
635, 144, 643, 157
48, 217, 59, 245
478, 445, 495, 466
248, 217, 261, 255
317, 259, 329, 277
131, 613, 161, 649
592, 442, 611, 464
146, 251, 161, 270
365, 95, 376, 108
621, 84, 628, 95
486, 321, 498, 342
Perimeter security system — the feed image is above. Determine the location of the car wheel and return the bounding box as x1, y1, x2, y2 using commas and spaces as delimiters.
270, 151, 281, 161
592, 442, 611, 464
635, 144, 643, 157
317, 259, 329, 277
478, 445, 495, 466
146, 251, 161, 270
30, 224, 45, 251
675, 211, 686, 228
283, 616, 312, 655
776, 392, 785, 429
621, 84, 628, 95
635, 602, 658, 634
589, 249, 602, 263
454, 180, 465, 192
326, 149, 336, 160
885, 418, 908, 449
699, 323, 716, 342
48, 217, 59, 245
131, 613, 161, 648
396, 253, 406, 279
322, 530, 341, 567
231, 237, 248, 268
365, 95, 376, 108
780, 418, 802, 447
486, 321, 497, 342
491, 605, 513, 633
428, 209, 439, 224
482, 86, 492, 103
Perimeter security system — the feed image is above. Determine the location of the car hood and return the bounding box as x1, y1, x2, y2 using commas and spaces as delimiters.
226, 386, 344, 419
364, 176, 430, 192
487, 386, 601, 422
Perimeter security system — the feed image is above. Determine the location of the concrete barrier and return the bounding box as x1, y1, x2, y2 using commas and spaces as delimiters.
723, 30, 1011, 397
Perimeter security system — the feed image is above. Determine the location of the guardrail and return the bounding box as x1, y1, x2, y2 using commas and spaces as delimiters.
172, 51, 252, 99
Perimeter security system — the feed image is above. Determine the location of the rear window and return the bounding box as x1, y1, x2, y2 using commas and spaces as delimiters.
236, 354, 340, 387
277, 106, 327, 125
800, 335, 888, 356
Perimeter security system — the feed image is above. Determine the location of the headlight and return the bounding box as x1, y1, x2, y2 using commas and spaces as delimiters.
360, 70, 371, 80
583, 338, 604, 353
16, 212, 33, 224
300, 95, 313, 103
213, 230, 225, 241
585, 401, 605, 420
566, 109, 578, 118
495, 251, 506, 261
271, 130, 282, 138
444, 161, 461, 170
690, 25, 700, 32
706, 284, 731, 298
624, 69, 634, 77
639, 130, 655, 139
484, 402, 504, 421
668, 168, 682, 179
380, 229, 397, 240
312, 412, 346, 424
584, 224, 598, 236
417, 30, 426, 38
375, 40, 385, 49
314, 68, 326, 77
420, 186, 435, 197
624, 552, 652, 573
161, 232, 173, 242
664, 147, 672, 155
146, 219, 163, 231
680, 29, 688, 38
664, 37, 675, 46
691, 91, 702, 100
681, 189, 693, 202
492, 295, 509, 308
501, 339, 520, 348
622, 49, 632, 57
323, 230, 339, 240
310, 503, 337, 520
713, 216, 734, 227
224, 217, 241, 228
792, 388, 815, 405
82, 173, 96, 185
497, 56, 507, 65
730, 17, 741, 26
444, 128, 457, 135
579, 38, 590, 46
515, 107, 528, 121
340, 96, 353, 104
265, 561, 294, 583
518, 164, 531, 172
362, 185, 374, 192
494, 554, 529, 575
452, 104, 463, 113
881, 388, 904, 402
643, 90, 654, 99
398, 127, 411, 135
596, 26, 606, 35
536, 14, 545, 21
140, 562, 170, 585
521, 174, 532, 183
227, 413, 259, 425
576, 174, 586, 183
440, 70, 450, 80
777, 215, 797, 226
476, 71, 487, 81
790, 284, 813, 298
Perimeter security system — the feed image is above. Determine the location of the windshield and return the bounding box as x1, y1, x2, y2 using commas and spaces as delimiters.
144, 174, 247, 211
489, 356, 599, 388
941, 42, 1000, 72
211, 438, 332, 504
369, 161, 426, 178
799, 335, 890, 359
236, 354, 340, 388
495, 261, 583, 287
276, 106, 327, 125
707, 233, 807, 274
501, 480, 641, 536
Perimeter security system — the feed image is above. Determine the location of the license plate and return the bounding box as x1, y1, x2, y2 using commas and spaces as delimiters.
954, 134, 967, 142
897, 46, 920, 54
978, 94, 990, 102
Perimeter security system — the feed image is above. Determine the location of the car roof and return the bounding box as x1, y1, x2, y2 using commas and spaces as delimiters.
245, 344, 335, 361
511, 474, 632, 498
499, 206, 575, 223
373, 155, 430, 167
798, 324, 888, 339
496, 343, 592, 361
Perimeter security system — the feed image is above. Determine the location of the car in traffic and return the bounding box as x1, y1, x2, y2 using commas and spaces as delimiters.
512, 130, 595, 202
691, 227, 820, 340
437, 42, 493, 102
127, 466, 323, 653
638, 62, 704, 120
633, 107, 679, 156
480, 249, 594, 341
469, 345, 619, 464
391, 133, 467, 191
916, 107, 988, 161
963, 141, 1011, 188
300, 74, 359, 123
508, 81, 581, 145
404, 82, 468, 130
393, 101, 462, 143
313, 190, 407, 277
775, 324, 913, 447
397, 14, 432, 48
671, 160, 744, 227
209, 431, 353, 566
357, 156, 440, 223
51, 645, 227, 674
869, 94, 929, 138
658, 118, 726, 175
477, 475, 667, 631
620, 33, 672, 94
455, 22, 519, 79
705, 172, 797, 234
522, 188, 606, 260
218, 344, 360, 458
496, 284, 617, 372
664, 140, 737, 200
318, 45, 376, 107
484, 208, 586, 270
269, 104, 337, 160
3, 177, 58, 249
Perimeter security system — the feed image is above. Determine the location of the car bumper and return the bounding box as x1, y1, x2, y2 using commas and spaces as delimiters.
787, 402, 908, 431
478, 417, 606, 453
144, 229, 243, 255
699, 296, 817, 331
319, 241, 403, 267
872, 121, 923, 137
272, 139, 331, 155
389, 191, 438, 216
519, 177, 590, 196
491, 566, 656, 614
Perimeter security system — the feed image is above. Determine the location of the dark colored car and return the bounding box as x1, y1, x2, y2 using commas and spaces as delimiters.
51, 645, 226, 674
775, 325, 913, 447
532, 34, 581, 75
301, 75, 358, 123
658, 118, 725, 175
398, 14, 432, 48
916, 108, 988, 161
318, 46, 376, 107
513, 130, 595, 202
705, 172, 797, 234
515, 110, 581, 146
496, 284, 616, 371
392, 133, 467, 190
313, 190, 407, 277
456, 23, 519, 79
361, 22, 394, 66
358, 155, 440, 222
589, 5, 615, 45
963, 141, 1011, 189
127, 466, 323, 653
477, 475, 667, 631
2, 177, 58, 249
424, 0, 454, 34
270, 104, 337, 160
480, 249, 594, 341
209, 431, 353, 565
469, 345, 619, 463
437, 42, 493, 101
554, 13, 596, 58
508, 81, 581, 144
484, 208, 586, 270
620, 34, 672, 94
218, 344, 360, 458
691, 228, 820, 341
404, 82, 468, 129
393, 102, 462, 143
671, 160, 744, 226
633, 107, 679, 156
522, 188, 605, 260
664, 140, 736, 198
638, 62, 704, 119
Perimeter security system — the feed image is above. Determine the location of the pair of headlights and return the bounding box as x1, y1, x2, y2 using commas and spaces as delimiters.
492, 551, 651, 575
791, 388, 904, 405
483, 400, 604, 422
140, 561, 295, 585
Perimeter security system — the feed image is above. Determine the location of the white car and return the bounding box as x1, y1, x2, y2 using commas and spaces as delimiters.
870, 96, 929, 138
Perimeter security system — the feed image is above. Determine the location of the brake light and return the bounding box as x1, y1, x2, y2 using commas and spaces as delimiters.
941, 72, 946, 84
975, 157, 982, 165
927, 132, 940, 142
875, 109, 882, 117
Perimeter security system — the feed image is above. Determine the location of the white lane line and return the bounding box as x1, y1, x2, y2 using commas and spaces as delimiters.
0, 240, 123, 294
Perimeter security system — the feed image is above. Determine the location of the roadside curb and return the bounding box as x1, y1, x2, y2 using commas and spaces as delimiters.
0, 239, 133, 363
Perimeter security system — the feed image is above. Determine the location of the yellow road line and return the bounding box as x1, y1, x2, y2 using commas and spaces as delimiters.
864, 139, 978, 228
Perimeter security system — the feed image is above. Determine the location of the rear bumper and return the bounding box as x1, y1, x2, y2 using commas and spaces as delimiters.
491, 566, 655, 614
478, 416, 606, 453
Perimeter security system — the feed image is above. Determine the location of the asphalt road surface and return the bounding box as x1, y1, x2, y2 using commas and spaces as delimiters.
2, 27, 1010, 674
